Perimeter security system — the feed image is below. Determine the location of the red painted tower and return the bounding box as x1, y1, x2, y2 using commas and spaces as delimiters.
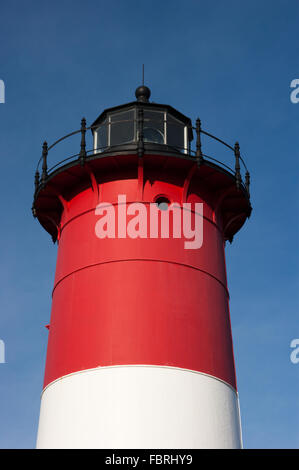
33, 85, 251, 449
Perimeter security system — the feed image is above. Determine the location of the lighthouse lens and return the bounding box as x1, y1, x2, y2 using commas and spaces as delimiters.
143, 110, 164, 144
143, 127, 164, 144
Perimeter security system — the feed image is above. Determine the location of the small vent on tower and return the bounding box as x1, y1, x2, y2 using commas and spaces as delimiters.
155, 196, 170, 211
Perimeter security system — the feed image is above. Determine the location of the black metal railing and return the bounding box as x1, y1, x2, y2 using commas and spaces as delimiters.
34, 116, 250, 199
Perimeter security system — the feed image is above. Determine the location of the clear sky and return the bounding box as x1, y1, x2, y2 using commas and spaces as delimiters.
0, 0, 298, 449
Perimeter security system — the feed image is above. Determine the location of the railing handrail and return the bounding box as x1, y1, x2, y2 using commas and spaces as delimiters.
34, 117, 250, 199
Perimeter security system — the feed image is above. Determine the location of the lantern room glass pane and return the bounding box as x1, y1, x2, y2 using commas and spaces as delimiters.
110, 110, 135, 146
167, 114, 185, 151
143, 110, 165, 144
96, 119, 108, 150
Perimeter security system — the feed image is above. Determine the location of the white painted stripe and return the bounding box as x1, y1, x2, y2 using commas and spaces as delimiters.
36, 366, 242, 449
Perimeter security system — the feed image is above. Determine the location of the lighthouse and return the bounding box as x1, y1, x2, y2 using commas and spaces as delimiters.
32, 85, 252, 449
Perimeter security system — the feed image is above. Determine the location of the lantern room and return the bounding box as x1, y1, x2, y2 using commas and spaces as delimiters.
91, 85, 193, 154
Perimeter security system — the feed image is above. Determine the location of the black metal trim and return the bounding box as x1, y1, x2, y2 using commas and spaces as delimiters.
33, 144, 250, 207
33, 109, 251, 218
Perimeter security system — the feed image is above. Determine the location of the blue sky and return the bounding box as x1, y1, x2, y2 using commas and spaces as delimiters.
0, 0, 298, 448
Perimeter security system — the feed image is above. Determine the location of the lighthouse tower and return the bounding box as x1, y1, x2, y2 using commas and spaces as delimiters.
32, 85, 251, 449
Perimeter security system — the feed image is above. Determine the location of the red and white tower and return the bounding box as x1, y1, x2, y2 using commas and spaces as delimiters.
33, 85, 251, 449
